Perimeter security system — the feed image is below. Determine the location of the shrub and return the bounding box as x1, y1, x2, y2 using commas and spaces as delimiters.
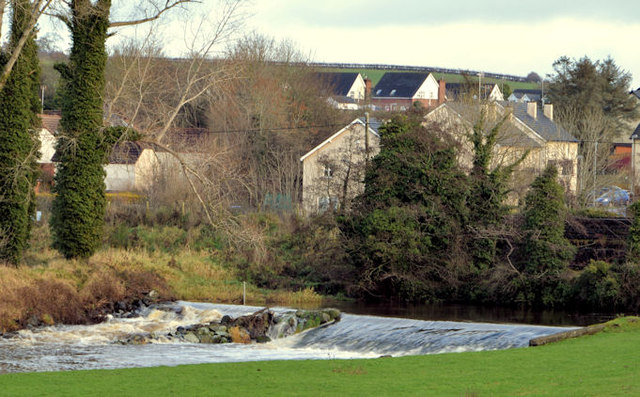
626, 201, 640, 262
571, 260, 620, 309
521, 165, 575, 274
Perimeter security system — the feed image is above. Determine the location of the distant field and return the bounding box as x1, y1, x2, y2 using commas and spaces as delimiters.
319, 67, 540, 91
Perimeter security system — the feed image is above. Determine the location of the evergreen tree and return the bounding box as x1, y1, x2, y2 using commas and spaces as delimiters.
341, 115, 469, 301
626, 201, 640, 262
50, 0, 122, 259
521, 165, 575, 274
0, 0, 41, 264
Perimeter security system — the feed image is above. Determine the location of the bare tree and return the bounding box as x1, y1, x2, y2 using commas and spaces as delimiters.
555, 105, 622, 205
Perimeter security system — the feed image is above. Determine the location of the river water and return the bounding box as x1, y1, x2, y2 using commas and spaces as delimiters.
0, 301, 581, 373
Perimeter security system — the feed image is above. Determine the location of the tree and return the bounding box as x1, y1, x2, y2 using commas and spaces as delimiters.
548, 56, 639, 199
341, 115, 469, 301
467, 111, 527, 270
0, 0, 52, 93
626, 201, 640, 262
521, 165, 575, 274
50, 0, 198, 259
0, 0, 41, 264
525, 71, 542, 83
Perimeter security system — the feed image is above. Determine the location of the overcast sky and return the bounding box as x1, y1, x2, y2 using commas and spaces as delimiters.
16, 0, 640, 89
240, 0, 640, 88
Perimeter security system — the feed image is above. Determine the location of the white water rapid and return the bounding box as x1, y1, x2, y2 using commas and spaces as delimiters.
0, 301, 577, 373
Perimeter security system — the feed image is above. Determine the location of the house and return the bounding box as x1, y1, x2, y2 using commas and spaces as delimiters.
371, 72, 445, 111
425, 101, 579, 199
36, 114, 61, 190
316, 72, 367, 109
507, 89, 545, 103
446, 82, 504, 102
300, 117, 381, 214
44, 113, 174, 193
104, 141, 174, 192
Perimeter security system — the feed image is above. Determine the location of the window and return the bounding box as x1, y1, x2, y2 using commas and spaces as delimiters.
318, 196, 339, 212
376, 89, 382, 95
323, 165, 333, 178
390, 89, 396, 96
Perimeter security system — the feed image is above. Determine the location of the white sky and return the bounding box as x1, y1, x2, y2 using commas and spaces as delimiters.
241, 0, 640, 88
14, 0, 640, 88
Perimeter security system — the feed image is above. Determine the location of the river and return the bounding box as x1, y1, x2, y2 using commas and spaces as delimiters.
0, 301, 591, 373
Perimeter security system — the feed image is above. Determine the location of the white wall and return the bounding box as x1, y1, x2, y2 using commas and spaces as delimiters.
105, 164, 136, 191
38, 129, 56, 163
413, 74, 439, 100
347, 74, 367, 101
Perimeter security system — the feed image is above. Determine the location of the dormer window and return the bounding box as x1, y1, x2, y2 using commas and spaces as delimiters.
376, 89, 382, 96
390, 89, 396, 96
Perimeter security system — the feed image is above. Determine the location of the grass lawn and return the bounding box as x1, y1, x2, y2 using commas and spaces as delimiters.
1, 317, 639, 396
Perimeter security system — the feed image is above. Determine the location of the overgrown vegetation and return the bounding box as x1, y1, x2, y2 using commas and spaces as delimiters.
340, 114, 469, 302
0, 0, 41, 264
50, 0, 120, 259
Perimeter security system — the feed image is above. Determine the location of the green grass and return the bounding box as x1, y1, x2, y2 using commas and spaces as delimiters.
2, 317, 639, 396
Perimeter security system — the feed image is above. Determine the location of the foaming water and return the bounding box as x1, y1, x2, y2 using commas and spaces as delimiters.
0, 302, 576, 373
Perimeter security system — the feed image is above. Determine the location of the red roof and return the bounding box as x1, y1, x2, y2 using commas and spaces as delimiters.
40, 114, 60, 133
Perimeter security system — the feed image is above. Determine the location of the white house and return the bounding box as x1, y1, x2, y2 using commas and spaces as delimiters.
104, 141, 176, 192
300, 117, 381, 214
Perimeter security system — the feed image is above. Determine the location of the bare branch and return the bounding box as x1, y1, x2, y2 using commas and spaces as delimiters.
108, 0, 197, 28
0, 0, 54, 92
0, 0, 6, 37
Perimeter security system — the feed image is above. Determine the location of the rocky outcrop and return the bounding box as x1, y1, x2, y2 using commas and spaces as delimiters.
115, 307, 341, 345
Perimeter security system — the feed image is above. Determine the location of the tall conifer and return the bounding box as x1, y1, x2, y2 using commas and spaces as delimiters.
0, 0, 41, 264
51, 0, 119, 259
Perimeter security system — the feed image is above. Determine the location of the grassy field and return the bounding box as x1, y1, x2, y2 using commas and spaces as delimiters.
1, 317, 639, 396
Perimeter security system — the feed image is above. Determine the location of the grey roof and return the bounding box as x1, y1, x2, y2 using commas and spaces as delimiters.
437, 102, 542, 149
511, 103, 577, 142
315, 72, 359, 97
331, 96, 357, 104
631, 122, 640, 139
373, 72, 431, 98
357, 116, 381, 134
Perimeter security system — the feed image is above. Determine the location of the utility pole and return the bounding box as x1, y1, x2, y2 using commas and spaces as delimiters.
593, 140, 598, 207
365, 112, 370, 166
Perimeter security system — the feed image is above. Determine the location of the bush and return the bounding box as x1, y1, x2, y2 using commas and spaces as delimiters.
521, 165, 575, 274
571, 260, 619, 309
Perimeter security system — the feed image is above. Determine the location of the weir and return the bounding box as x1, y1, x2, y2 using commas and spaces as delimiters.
0, 302, 577, 373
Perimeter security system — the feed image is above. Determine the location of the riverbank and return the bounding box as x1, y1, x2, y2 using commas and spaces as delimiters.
0, 226, 325, 333
1, 316, 638, 396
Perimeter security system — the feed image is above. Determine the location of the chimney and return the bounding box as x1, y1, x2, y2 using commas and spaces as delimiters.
438, 80, 446, 105
527, 102, 537, 119
543, 103, 553, 120
364, 78, 372, 101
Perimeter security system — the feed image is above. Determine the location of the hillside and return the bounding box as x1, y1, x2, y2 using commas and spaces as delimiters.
313, 63, 540, 90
